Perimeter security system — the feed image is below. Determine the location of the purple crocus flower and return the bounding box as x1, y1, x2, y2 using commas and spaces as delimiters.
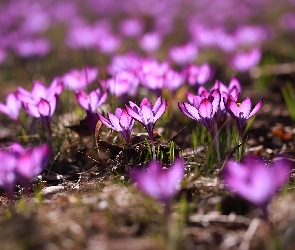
226, 96, 263, 139
125, 96, 167, 143
222, 156, 291, 219
13, 143, 50, 189
76, 88, 108, 132
76, 88, 107, 113
138, 59, 170, 94
164, 69, 185, 92
183, 63, 212, 86
105, 70, 139, 97
98, 108, 134, 145
0, 92, 22, 121
138, 32, 163, 53
169, 43, 198, 65
0, 143, 50, 199
179, 89, 221, 161
230, 48, 262, 72
62, 66, 98, 91
17, 79, 63, 133
96, 33, 121, 54
131, 159, 184, 208
179, 89, 220, 136
119, 18, 144, 38
126, 97, 167, 159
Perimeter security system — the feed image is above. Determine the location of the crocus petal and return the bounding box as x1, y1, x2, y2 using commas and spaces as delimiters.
198, 99, 213, 119
140, 98, 153, 109
17, 87, 35, 104
140, 105, 154, 126
186, 92, 196, 104
152, 96, 163, 114
108, 113, 122, 131
97, 92, 108, 107
48, 78, 63, 97
166, 159, 184, 191
115, 108, 123, 118
182, 102, 200, 120
228, 76, 242, 93
48, 97, 57, 116
89, 90, 100, 112
178, 102, 196, 120
119, 110, 133, 130
192, 96, 203, 108
24, 102, 40, 118
227, 97, 241, 117
32, 81, 47, 99
38, 99, 51, 116
239, 97, 252, 118
153, 99, 167, 122
125, 103, 143, 122
98, 114, 115, 130
210, 89, 221, 115
76, 90, 89, 111
248, 97, 263, 118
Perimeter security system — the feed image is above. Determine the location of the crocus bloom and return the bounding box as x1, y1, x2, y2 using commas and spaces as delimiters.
105, 70, 139, 97
184, 63, 212, 86
119, 18, 144, 37
126, 97, 167, 143
222, 156, 291, 219
96, 33, 121, 54
131, 159, 184, 207
98, 108, 134, 145
0, 92, 22, 121
13, 143, 50, 189
179, 89, 221, 161
138, 59, 170, 94
62, 66, 98, 91
76, 88, 107, 113
179, 89, 220, 136
230, 48, 262, 72
169, 43, 198, 65
139, 32, 162, 53
226, 96, 263, 138
17, 79, 63, 133
164, 69, 185, 92
0, 143, 50, 199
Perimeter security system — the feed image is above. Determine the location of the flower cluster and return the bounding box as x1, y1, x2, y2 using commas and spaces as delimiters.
179, 77, 263, 160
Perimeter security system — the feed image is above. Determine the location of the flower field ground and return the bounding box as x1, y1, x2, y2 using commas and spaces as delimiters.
1, 1, 295, 249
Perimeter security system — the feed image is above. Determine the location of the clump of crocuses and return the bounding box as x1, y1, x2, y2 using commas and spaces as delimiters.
222, 155, 291, 220
0, 143, 50, 200
179, 77, 262, 162
131, 159, 184, 213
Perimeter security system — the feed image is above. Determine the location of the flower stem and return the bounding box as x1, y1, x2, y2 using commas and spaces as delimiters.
210, 123, 221, 162
150, 134, 156, 160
